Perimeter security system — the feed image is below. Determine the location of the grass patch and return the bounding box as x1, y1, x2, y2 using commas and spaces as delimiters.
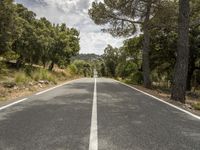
15, 72, 31, 84
192, 103, 200, 110
31, 69, 57, 84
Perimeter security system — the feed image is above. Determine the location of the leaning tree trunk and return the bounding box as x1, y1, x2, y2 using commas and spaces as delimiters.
142, 2, 152, 88
171, 0, 190, 103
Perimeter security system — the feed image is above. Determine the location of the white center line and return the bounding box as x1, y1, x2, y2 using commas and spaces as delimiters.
89, 78, 98, 150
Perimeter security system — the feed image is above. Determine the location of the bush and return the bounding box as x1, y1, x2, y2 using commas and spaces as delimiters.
15, 72, 30, 84
128, 71, 143, 84
116, 62, 138, 79
32, 69, 57, 84
68, 64, 78, 75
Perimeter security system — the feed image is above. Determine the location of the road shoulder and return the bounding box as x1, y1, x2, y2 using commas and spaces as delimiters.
114, 79, 200, 119
0, 77, 81, 108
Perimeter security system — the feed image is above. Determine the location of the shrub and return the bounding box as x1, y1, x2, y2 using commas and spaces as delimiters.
68, 64, 78, 75
32, 69, 57, 84
129, 71, 143, 84
116, 62, 138, 79
15, 72, 30, 84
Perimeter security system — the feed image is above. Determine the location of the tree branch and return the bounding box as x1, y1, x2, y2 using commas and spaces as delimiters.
108, 14, 142, 24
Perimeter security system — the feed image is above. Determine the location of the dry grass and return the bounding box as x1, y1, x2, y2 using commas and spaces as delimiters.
0, 65, 80, 102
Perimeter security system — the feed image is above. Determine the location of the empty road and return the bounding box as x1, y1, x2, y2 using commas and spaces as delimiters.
0, 78, 199, 150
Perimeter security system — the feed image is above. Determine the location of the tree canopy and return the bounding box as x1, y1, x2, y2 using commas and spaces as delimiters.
0, 1, 80, 70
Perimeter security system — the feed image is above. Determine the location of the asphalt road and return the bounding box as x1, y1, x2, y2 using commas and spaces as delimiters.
0, 78, 199, 150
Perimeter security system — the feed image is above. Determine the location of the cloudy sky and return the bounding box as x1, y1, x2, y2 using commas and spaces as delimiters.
15, 0, 125, 55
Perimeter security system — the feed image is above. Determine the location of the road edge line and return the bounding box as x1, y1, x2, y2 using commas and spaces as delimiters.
0, 98, 28, 111
0, 78, 81, 111
114, 79, 200, 120
89, 78, 98, 150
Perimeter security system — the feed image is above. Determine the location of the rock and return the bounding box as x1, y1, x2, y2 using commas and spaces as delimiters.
38, 83, 43, 88
29, 82, 34, 86
185, 104, 192, 109
38, 80, 49, 84
13, 86, 18, 90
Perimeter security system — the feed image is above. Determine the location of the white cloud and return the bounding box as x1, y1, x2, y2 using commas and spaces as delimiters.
15, 0, 125, 54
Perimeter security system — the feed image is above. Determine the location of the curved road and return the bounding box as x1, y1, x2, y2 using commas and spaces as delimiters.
0, 78, 199, 150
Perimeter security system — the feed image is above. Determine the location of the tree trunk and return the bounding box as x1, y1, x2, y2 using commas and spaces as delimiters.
142, 2, 152, 88
171, 0, 190, 103
16, 56, 23, 69
49, 61, 55, 71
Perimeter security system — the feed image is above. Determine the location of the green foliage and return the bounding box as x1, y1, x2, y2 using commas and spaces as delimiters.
116, 62, 138, 79
103, 45, 119, 77
31, 69, 57, 84
128, 72, 143, 85
48, 25, 80, 70
68, 64, 78, 75
0, 2, 80, 70
0, 0, 15, 54
71, 60, 93, 77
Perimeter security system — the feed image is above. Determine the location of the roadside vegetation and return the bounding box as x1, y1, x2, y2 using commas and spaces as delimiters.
0, 0, 83, 101
89, 0, 200, 111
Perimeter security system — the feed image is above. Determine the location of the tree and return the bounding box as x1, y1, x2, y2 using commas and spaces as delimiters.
35, 17, 54, 68
186, 0, 200, 91
171, 0, 190, 103
0, 0, 15, 55
103, 45, 119, 77
48, 24, 80, 70
12, 4, 37, 68
89, 0, 173, 88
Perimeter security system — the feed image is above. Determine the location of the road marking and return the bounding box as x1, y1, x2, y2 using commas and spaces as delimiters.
114, 79, 200, 120
0, 98, 28, 111
89, 78, 98, 150
35, 78, 80, 95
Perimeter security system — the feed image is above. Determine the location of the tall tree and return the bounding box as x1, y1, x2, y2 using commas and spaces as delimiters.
89, 0, 170, 88
171, 0, 190, 102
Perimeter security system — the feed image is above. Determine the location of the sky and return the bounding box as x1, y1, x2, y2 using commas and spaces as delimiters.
15, 0, 125, 55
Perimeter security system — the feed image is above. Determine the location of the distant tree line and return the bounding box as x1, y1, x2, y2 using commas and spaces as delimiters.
0, 0, 80, 70
89, 0, 200, 103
